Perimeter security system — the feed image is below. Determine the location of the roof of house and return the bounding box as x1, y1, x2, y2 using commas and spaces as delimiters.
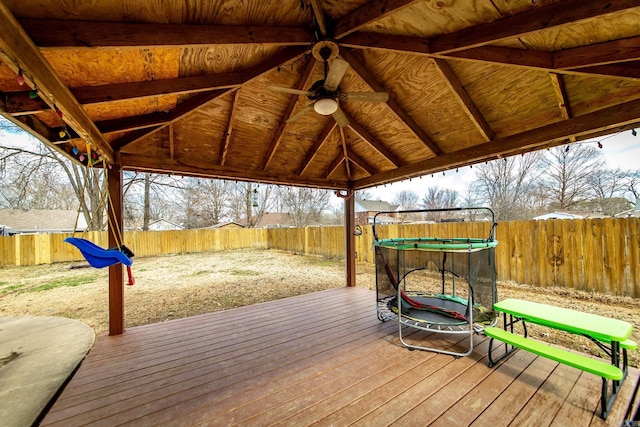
0, 209, 87, 233
533, 212, 584, 220
2, 2, 640, 193
355, 199, 399, 213
255, 212, 322, 228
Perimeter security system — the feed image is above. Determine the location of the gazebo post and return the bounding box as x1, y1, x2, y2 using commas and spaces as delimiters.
344, 190, 356, 287
107, 161, 125, 335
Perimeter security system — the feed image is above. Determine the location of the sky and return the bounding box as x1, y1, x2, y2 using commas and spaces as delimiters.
359, 130, 640, 204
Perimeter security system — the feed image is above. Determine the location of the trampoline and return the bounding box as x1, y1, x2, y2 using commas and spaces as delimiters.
374, 207, 498, 357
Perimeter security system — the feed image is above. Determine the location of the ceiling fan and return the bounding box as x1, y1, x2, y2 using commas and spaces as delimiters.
267, 41, 389, 127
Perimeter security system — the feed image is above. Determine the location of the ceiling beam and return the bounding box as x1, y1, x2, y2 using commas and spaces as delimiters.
121, 152, 347, 190
339, 126, 351, 180
0, 2, 114, 162
334, 0, 420, 39
340, 49, 443, 156
109, 46, 307, 150
220, 90, 241, 166
326, 153, 346, 180
110, 89, 231, 150
297, 121, 337, 176
347, 148, 377, 176
429, 0, 640, 54
354, 96, 640, 188
549, 72, 575, 142
343, 111, 403, 167
262, 57, 317, 171
432, 58, 494, 142
19, 19, 312, 48
308, 0, 328, 37
554, 35, 640, 70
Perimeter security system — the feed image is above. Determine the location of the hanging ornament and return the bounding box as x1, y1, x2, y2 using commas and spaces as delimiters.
29, 90, 38, 99
56, 108, 63, 118
16, 69, 25, 85
597, 141, 603, 149
72, 146, 79, 155
59, 130, 66, 138
79, 154, 85, 161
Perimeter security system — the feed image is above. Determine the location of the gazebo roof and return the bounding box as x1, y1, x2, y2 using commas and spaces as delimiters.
1, 0, 639, 191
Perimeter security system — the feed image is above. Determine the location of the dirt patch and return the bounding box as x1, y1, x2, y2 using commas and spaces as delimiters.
1, 249, 639, 367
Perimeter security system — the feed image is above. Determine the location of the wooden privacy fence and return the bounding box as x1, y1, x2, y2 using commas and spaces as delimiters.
1, 218, 638, 297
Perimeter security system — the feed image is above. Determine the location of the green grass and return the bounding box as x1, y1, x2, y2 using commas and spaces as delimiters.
0, 282, 28, 295
28, 275, 97, 293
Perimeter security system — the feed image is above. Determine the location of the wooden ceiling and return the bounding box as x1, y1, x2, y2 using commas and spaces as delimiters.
1, 0, 640, 191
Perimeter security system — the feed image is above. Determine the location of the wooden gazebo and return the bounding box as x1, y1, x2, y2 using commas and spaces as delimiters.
1, 0, 640, 335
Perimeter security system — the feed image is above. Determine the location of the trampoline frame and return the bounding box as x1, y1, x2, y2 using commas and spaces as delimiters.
373, 207, 498, 357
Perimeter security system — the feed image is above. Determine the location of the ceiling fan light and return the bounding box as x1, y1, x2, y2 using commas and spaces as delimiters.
314, 98, 338, 115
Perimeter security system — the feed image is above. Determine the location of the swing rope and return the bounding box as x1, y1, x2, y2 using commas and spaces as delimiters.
68, 144, 134, 285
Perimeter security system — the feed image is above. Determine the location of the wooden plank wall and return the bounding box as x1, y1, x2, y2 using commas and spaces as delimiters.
1, 218, 638, 297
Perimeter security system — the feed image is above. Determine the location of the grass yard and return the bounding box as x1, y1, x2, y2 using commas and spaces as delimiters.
1, 248, 639, 367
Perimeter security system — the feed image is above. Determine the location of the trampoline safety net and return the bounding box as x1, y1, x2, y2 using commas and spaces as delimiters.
373, 207, 498, 356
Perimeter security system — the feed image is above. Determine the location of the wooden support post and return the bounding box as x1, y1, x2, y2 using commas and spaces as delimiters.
344, 191, 356, 287
107, 164, 125, 335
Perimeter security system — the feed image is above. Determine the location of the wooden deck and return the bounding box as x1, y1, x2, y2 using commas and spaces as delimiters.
41, 287, 639, 426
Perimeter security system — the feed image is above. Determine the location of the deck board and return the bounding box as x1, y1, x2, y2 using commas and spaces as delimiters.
41, 287, 639, 426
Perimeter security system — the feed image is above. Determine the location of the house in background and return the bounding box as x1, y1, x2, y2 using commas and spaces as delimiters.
533, 212, 584, 220
355, 199, 401, 225
209, 221, 246, 230
614, 198, 640, 218
147, 218, 183, 231
255, 212, 322, 228
0, 209, 87, 234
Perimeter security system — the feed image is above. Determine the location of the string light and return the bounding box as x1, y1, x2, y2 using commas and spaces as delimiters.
632, 129, 637, 137
16, 69, 25, 85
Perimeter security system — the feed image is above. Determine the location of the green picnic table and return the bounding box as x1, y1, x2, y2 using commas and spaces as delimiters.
485, 298, 635, 419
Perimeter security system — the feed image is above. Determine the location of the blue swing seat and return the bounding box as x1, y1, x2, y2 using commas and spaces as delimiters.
64, 237, 133, 268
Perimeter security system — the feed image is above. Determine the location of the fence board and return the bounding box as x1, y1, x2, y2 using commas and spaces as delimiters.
1, 218, 639, 297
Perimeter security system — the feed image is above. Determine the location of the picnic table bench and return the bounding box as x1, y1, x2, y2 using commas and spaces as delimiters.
484, 298, 636, 419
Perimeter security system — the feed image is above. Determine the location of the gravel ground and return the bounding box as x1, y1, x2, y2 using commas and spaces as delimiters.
1, 249, 639, 367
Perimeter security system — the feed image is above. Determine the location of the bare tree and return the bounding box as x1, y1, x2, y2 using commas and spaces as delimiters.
393, 190, 419, 210
541, 145, 605, 211
277, 186, 331, 227
226, 182, 274, 227
472, 153, 543, 221
589, 167, 633, 215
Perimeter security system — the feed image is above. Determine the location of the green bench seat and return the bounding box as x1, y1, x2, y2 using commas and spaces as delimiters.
484, 327, 623, 380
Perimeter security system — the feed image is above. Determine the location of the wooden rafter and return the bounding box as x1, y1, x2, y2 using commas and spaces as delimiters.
333, 0, 420, 39
429, 0, 640, 54
340, 49, 442, 156
549, 72, 575, 142
110, 89, 230, 150
109, 47, 307, 150
354, 97, 640, 188
549, 73, 572, 120
554, 35, 640, 70
347, 149, 376, 176
308, 0, 327, 37
339, 126, 351, 180
326, 153, 345, 179
432, 58, 494, 142
261, 56, 317, 171
297, 121, 337, 176
220, 90, 241, 166
121, 152, 347, 190
19, 19, 312, 48
343, 111, 402, 167
0, 2, 114, 162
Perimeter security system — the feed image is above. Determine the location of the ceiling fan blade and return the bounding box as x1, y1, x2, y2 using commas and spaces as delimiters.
286, 105, 314, 124
323, 58, 349, 92
340, 92, 389, 103
266, 86, 311, 96
332, 106, 349, 128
